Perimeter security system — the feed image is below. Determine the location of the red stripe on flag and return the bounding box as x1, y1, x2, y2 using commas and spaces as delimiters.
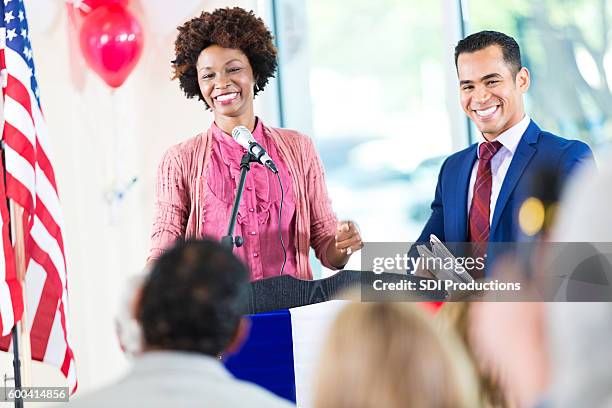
59, 302, 75, 374
27, 241, 62, 360
3, 122, 36, 166
4, 172, 33, 213
35, 198, 65, 256
0, 333, 11, 351
35, 141, 58, 190
61, 350, 71, 378
62, 348, 78, 394
5, 74, 33, 119
0, 47, 6, 75
28, 278, 57, 360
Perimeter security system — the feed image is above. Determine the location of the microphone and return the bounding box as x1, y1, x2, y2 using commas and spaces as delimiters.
231, 126, 278, 174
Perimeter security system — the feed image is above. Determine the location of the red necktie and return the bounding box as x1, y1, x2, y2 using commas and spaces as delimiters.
469, 141, 503, 243
468, 141, 502, 278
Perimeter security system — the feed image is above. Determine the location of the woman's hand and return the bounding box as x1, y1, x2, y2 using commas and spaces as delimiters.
326, 221, 364, 269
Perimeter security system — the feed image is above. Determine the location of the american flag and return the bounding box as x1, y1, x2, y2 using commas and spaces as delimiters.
0, 152, 22, 337
0, 0, 76, 392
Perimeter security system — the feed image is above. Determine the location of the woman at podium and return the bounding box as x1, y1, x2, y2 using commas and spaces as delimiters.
147, 7, 362, 280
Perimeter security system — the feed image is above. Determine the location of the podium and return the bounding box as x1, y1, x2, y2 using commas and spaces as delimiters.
225, 270, 445, 406
243, 269, 445, 313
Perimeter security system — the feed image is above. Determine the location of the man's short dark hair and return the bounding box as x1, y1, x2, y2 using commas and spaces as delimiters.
137, 239, 249, 356
454, 30, 522, 76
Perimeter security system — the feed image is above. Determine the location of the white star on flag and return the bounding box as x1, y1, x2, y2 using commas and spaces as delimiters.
20, 28, 25, 38
18, 10, 23, 21
4, 0, 12, 6
6, 27, 16, 41
4, 10, 14, 24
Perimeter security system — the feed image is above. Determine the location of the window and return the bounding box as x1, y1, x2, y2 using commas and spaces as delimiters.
465, 0, 612, 148
271, 0, 469, 275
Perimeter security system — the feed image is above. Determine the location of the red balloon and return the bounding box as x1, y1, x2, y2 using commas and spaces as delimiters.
79, 3, 144, 88
78, 0, 129, 17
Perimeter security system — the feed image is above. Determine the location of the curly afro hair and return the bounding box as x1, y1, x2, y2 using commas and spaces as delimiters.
172, 7, 278, 109
138, 239, 249, 356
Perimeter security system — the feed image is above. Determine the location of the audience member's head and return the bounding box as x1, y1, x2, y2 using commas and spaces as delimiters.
313, 302, 479, 408
136, 239, 250, 357
436, 302, 511, 408
470, 301, 549, 408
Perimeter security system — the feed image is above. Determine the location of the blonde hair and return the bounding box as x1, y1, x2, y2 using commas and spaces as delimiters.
436, 302, 512, 408
313, 302, 480, 408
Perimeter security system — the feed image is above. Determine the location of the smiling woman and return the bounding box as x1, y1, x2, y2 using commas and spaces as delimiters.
147, 7, 363, 281
196, 45, 257, 130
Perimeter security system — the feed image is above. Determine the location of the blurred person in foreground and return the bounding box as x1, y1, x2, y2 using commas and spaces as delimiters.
469, 261, 612, 408
411, 31, 593, 276
546, 154, 612, 408
552, 154, 607, 241
546, 302, 612, 408
470, 301, 549, 408
65, 239, 293, 408
313, 302, 480, 408
468, 155, 612, 408
436, 302, 512, 408
148, 7, 362, 280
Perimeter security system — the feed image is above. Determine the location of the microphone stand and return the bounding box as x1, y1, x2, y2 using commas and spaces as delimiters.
221, 152, 258, 250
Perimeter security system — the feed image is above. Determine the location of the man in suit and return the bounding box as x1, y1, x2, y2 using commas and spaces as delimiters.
413, 31, 593, 269
65, 239, 293, 408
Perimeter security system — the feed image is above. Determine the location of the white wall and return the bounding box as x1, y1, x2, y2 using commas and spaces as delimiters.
0, 0, 279, 395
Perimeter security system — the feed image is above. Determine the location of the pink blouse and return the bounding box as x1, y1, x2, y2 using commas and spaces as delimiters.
204, 120, 297, 280
148, 119, 339, 280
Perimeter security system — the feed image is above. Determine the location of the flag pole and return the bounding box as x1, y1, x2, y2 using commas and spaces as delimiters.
10, 326, 22, 408
9, 202, 31, 389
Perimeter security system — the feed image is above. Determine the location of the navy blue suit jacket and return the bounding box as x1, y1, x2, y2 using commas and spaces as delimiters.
416, 120, 593, 245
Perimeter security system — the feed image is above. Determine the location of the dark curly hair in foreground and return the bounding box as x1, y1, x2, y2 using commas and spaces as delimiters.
172, 7, 278, 108
137, 239, 249, 356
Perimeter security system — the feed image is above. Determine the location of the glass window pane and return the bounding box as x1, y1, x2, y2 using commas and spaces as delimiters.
466, 0, 612, 148
303, 0, 457, 248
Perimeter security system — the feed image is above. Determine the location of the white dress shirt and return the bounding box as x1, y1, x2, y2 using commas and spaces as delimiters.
467, 114, 531, 223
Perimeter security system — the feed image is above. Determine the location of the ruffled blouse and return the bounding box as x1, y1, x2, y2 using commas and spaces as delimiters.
148, 119, 339, 280
204, 120, 297, 280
